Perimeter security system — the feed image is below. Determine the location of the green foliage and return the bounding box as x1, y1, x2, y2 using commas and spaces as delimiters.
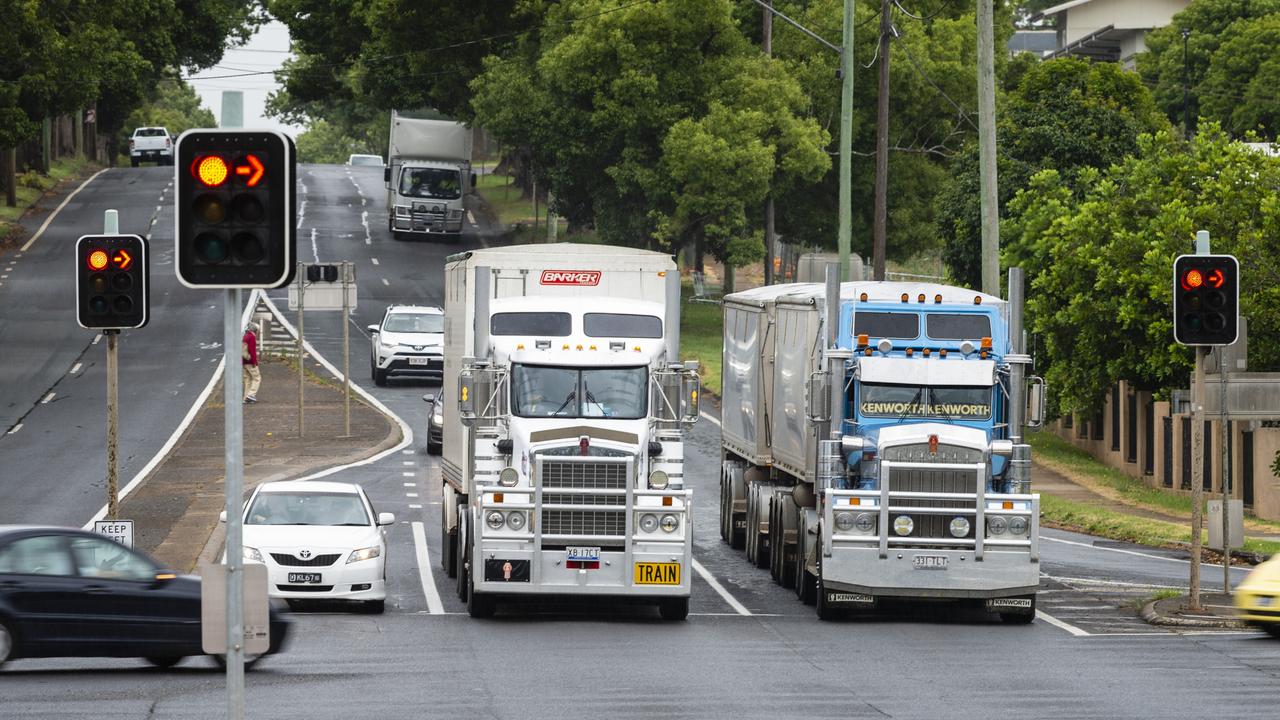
471, 0, 829, 265
116, 80, 216, 150
1006, 123, 1280, 414
294, 119, 383, 165
1199, 14, 1280, 138
1138, 0, 1280, 136
940, 57, 1169, 288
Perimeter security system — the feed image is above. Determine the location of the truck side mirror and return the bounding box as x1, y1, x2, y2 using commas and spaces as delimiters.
383, 166, 391, 184
1026, 376, 1046, 429
470, 173, 477, 189
806, 370, 831, 422
458, 373, 476, 426
681, 368, 701, 422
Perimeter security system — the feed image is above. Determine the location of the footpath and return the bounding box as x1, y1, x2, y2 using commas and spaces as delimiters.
120, 349, 398, 575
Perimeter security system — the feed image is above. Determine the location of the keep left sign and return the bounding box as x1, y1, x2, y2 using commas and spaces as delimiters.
94, 520, 134, 548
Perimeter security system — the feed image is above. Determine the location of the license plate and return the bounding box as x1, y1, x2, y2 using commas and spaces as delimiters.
566, 546, 600, 562
634, 562, 681, 585
409, 357, 431, 366
288, 573, 322, 584
912, 554, 948, 570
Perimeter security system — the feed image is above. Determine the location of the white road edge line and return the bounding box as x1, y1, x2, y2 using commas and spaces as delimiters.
22, 168, 111, 252
82, 291, 261, 529
411, 521, 446, 614
699, 411, 721, 427
691, 558, 750, 616
1035, 610, 1091, 637
6, 423, 22, 435
258, 293, 413, 482
1042, 535, 1247, 572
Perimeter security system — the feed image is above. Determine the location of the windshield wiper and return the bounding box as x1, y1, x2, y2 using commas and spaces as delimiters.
897, 388, 924, 425
585, 390, 607, 415
553, 390, 577, 415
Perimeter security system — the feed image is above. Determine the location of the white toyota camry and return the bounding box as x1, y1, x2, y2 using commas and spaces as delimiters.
228, 481, 394, 613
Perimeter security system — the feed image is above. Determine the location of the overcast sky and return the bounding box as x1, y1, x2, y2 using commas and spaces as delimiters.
186, 19, 304, 137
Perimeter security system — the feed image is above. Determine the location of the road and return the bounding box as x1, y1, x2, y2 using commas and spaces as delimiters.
2, 163, 1278, 718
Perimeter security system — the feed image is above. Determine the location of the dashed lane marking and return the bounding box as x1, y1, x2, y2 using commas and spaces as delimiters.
382, 278, 389, 286
404, 482, 416, 487
700, 411, 721, 427
691, 558, 750, 616
40, 393, 55, 404
371, 258, 379, 265
402, 450, 414, 455
1036, 610, 1091, 636
411, 521, 446, 615
406, 492, 419, 498
309, 228, 320, 263
22, 168, 110, 251
92, 335, 102, 345
70, 363, 82, 374
6, 423, 22, 435
403, 461, 415, 466
402, 472, 416, 478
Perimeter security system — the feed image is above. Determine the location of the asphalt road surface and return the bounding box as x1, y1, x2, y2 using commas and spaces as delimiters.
2, 164, 1278, 719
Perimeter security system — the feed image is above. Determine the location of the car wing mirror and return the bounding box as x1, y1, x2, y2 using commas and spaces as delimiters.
378, 512, 396, 526
422, 393, 435, 403
367, 325, 380, 333
219, 510, 227, 523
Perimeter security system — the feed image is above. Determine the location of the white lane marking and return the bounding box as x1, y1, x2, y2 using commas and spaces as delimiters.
466, 210, 476, 224
411, 521, 446, 615
1046, 575, 1182, 590
402, 471, 415, 477
402, 450, 414, 455
409, 504, 423, 509
406, 492, 419, 498
381, 278, 390, 286
404, 482, 416, 487
1036, 610, 1091, 636
21, 168, 110, 251
1042, 535, 1248, 573
403, 461, 415, 466
371, 258, 379, 266
700, 411, 721, 427
309, 228, 319, 263
297, 200, 307, 228
691, 558, 750, 616
70, 362, 82, 374
1, 275, 7, 280
84, 291, 262, 528
155, 205, 162, 213
6, 423, 22, 435
257, 294, 415, 481
40, 392, 55, 404
360, 210, 371, 245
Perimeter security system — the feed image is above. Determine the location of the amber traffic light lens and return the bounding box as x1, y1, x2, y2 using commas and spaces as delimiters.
90, 274, 109, 293
194, 194, 226, 223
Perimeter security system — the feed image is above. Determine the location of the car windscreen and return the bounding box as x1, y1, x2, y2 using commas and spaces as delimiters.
491, 312, 572, 336
399, 167, 461, 200
853, 312, 918, 340
383, 313, 443, 333
926, 313, 992, 340
859, 383, 992, 420
583, 313, 662, 338
512, 364, 647, 419
246, 491, 371, 526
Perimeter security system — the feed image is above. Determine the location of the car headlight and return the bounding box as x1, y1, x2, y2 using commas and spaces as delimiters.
987, 516, 1008, 536
854, 513, 876, 533
639, 513, 659, 533
346, 546, 381, 564
431, 410, 444, 426
834, 511, 855, 532
498, 467, 519, 487
244, 546, 263, 563
379, 338, 397, 351
949, 517, 971, 538
893, 515, 914, 536
507, 512, 526, 531
1008, 516, 1029, 536
660, 514, 679, 533
648, 470, 669, 490
486, 511, 505, 530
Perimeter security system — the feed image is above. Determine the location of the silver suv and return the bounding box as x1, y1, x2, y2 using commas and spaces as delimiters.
368, 305, 444, 386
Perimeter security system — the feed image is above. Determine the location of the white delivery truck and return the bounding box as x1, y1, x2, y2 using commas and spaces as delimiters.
440, 244, 700, 619
384, 111, 473, 239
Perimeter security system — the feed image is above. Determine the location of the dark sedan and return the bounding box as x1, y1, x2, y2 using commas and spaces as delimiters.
424, 392, 443, 455
0, 526, 289, 670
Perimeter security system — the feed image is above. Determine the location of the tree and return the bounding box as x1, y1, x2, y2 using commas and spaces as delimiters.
939, 57, 1169, 288
1198, 13, 1280, 138
294, 119, 383, 164
1137, 0, 1280, 136
117, 80, 216, 148
1004, 123, 1280, 414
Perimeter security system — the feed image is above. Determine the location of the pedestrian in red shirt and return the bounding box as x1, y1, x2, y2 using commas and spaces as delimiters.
242, 328, 260, 403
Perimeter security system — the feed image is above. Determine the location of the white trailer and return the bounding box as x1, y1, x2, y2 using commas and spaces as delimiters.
441, 244, 700, 618
384, 112, 474, 239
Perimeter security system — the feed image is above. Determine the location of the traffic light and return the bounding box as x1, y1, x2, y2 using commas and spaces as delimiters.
175, 129, 296, 288
1173, 254, 1239, 346
76, 234, 148, 330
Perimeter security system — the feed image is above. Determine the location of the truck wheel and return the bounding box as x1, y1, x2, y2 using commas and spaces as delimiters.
728, 463, 746, 550
466, 557, 495, 619
999, 595, 1036, 624
769, 494, 784, 583
752, 487, 770, 569
658, 597, 689, 621
718, 473, 730, 543
778, 495, 798, 590
815, 552, 836, 621
455, 513, 469, 601
795, 513, 816, 604
441, 506, 456, 578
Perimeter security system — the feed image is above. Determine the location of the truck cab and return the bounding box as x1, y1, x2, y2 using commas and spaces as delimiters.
384, 112, 473, 239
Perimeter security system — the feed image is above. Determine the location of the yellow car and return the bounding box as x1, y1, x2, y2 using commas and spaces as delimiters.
1235, 555, 1280, 637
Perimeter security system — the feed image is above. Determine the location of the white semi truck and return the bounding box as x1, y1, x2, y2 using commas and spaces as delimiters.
719, 269, 1045, 620
440, 244, 700, 619
384, 111, 473, 240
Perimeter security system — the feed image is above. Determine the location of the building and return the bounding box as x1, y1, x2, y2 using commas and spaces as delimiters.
1033, 0, 1190, 69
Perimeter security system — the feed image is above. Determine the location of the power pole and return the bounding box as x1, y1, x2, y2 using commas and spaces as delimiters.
977, 0, 999, 295
838, 0, 855, 284
1182, 29, 1191, 141
763, 0, 776, 286
872, 0, 891, 281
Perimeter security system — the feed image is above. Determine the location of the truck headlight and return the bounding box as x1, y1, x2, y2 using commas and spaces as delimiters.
1008, 516, 1029, 536
834, 511, 855, 532
449, 208, 463, 219
396, 205, 409, 216
498, 467, 519, 487
854, 513, 876, 533
893, 515, 914, 536
638, 513, 659, 533
949, 517, 971, 538
648, 470, 669, 490
506, 512, 526, 531
987, 516, 1008, 536
346, 546, 381, 563
660, 514, 679, 533
486, 511, 505, 530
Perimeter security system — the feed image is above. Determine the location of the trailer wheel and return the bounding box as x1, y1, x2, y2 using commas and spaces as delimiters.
752, 486, 770, 569
778, 495, 799, 590
744, 485, 757, 565
455, 513, 469, 601
658, 597, 688, 621
441, 505, 456, 578
728, 462, 746, 550
769, 493, 784, 583
718, 472, 730, 543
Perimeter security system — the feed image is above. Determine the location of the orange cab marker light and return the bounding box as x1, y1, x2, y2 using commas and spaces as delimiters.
576, 344, 583, 351
589, 345, 597, 351
974, 296, 982, 305
516, 343, 525, 350
154, 573, 177, 581
634, 346, 641, 352
900, 293, 909, 303
905, 348, 914, 357
939, 349, 947, 358
662, 496, 673, 507
917, 294, 926, 303
980, 336, 992, 350
657, 271, 666, 277
922, 348, 931, 357
860, 292, 868, 302
865, 348, 873, 356
1002, 501, 1014, 510
562, 344, 571, 350
849, 497, 861, 506
981, 351, 988, 359
934, 294, 942, 304
494, 493, 504, 504
857, 333, 869, 347
87, 250, 109, 270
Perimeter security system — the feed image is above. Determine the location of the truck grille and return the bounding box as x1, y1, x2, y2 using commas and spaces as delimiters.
889, 465, 980, 540
539, 458, 629, 545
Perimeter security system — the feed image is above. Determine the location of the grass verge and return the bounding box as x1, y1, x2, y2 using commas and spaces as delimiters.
680, 284, 722, 398
1, 156, 100, 242
475, 172, 567, 234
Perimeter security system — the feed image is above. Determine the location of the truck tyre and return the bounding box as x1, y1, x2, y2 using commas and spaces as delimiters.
795, 513, 816, 604
455, 513, 469, 601
728, 461, 746, 550
466, 544, 495, 620
778, 495, 799, 590
658, 597, 689, 621
744, 485, 757, 564
769, 494, 784, 583
999, 595, 1036, 624
815, 551, 836, 621
441, 505, 456, 578
751, 486, 770, 569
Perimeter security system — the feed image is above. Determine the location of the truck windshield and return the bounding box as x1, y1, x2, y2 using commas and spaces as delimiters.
512, 364, 647, 419
858, 383, 992, 420
399, 168, 461, 200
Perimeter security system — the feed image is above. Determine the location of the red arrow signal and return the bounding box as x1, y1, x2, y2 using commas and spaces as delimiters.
234, 154, 265, 187
112, 249, 133, 271
1207, 268, 1225, 288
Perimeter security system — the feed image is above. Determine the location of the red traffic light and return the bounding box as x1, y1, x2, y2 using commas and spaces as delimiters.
1206, 268, 1225, 288
87, 249, 109, 270
193, 155, 229, 187
1180, 269, 1203, 291
233, 154, 265, 187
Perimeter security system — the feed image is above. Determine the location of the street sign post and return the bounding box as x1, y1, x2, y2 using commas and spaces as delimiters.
93, 519, 134, 548
200, 563, 270, 655
288, 262, 358, 434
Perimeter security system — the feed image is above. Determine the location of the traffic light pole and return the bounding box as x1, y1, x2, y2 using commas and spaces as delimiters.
103, 210, 120, 521
342, 262, 351, 437
1220, 345, 1231, 594
1190, 345, 1205, 611
223, 288, 246, 719
296, 264, 306, 438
